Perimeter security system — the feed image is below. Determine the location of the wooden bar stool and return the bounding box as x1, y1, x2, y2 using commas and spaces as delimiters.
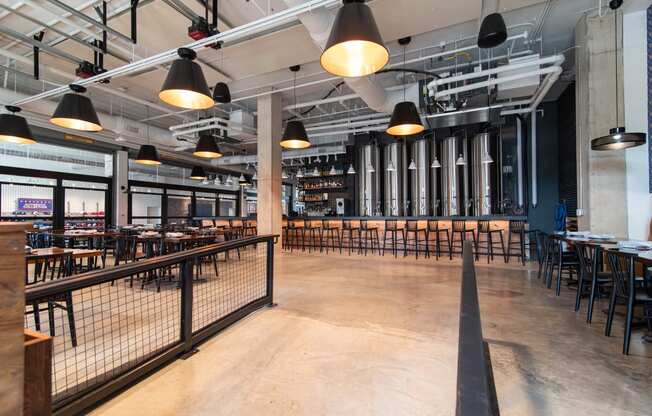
359, 220, 381, 256
426, 220, 451, 260
341, 220, 360, 255
404, 220, 427, 259
321, 220, 342, 254
382, 220, 403, 258
286, 220, 305, 252
507, 220, 529, 264
304, 220, 323, 253
475, 220, 507, 263
450, 220, 477, 259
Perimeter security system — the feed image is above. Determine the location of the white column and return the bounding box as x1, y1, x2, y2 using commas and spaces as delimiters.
257, 93, 283, 250
113, 150, 129, 226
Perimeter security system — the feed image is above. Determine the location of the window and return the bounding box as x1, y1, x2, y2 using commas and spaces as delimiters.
167, 194, 191, 224
219, 194, 237, 216
1, 182, 54, 228
131, 187, 163, 225
196, 192, 217, 217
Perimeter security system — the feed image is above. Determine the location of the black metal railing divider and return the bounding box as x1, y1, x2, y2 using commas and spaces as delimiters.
456, 241, 499, 416
25, 234, 278, 416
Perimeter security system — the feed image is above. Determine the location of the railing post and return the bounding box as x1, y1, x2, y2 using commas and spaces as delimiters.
266, 238, 277, 307
179, 259, 197, 358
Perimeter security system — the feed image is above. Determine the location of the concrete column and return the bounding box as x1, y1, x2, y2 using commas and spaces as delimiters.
257, 93, 283, 249
575, 13, 629, 237
113, 150, 129, 227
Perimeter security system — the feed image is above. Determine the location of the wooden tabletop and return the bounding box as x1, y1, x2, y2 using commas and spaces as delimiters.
26, 248, 102, 262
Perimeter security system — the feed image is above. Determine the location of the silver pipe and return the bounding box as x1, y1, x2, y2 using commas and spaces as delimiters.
517, 116, 524, 207
46, 0, 134, 44
441, 137, 460, 216
463, 135, 470, 216
531, 110, 538, 208
472, 133, 492, 215
0, 26, 81, 65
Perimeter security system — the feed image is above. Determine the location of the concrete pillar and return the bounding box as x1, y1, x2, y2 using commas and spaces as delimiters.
113, 150, 129, 227
575, 13, 629, 237
257, 93, 283, 250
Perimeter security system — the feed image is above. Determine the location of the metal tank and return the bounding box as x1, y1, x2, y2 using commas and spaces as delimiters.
441, 136, 461, 216
472, 133, 493, 216
430, 136, 439, 215
409, 139, 430, 216
383, 142, 403, 216
358, 144, 381, 216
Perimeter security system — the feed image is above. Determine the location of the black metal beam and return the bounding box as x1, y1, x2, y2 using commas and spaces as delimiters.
33, 31, 44, 80
131, 0, 140, 43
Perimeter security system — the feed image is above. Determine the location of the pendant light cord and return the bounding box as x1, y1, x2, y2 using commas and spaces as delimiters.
402, 43, 406, 102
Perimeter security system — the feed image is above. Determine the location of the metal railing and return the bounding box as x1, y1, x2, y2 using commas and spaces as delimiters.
456, 241, 500, 416
25, 235, 278, 416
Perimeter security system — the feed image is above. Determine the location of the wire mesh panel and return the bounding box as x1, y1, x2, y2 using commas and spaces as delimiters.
24, 264, 183, 405
192, 243, 268, 333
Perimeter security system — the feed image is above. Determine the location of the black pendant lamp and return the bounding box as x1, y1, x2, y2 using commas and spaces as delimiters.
591, 1, 646, 151
321, 0, 389, 77
387, 37, 424, 136
194, 134, 223, 158
280, 66, 311, 149
135, 144, 161, 165
159, 48, 214, 110
0, 106, 36, 144
190, 166, 207, 180
477, 13, 508, 49
213, 82, 231, 104
50, 84, 102, 132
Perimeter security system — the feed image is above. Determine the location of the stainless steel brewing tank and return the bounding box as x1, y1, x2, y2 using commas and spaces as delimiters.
358, 144, 381, 216
441, 136, 461, 216
472, 133, 493, 215
431, 136, 439, 215
383, 142, 403, 216
409, 139, 430, 216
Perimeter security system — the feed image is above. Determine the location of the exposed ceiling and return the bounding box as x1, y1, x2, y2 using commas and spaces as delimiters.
0, 0, 603, 156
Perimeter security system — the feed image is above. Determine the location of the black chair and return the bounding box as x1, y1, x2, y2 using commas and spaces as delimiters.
475, 220, 507, 263
382, 220, 403, 258
321, 220, 342, 254
341, 220, 360, 255
425, 220, 451, 260
451, 220, 477, 259
285, 220, 305, 252
404, 220, 427, 259
535, 231, 549, 280
359, 220, 381, 256
304, 220, 323, 253
573, 241, 612, 321
507, 220, 538, 264
551, 236, 580, 296
604, 250, 652, 355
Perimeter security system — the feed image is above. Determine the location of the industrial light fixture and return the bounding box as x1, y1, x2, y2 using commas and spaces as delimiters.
321, 0, 389, 77
296, 169, 305, 178
193, 134, 223, 158
135, 144, 161, 165
238, 173, 248, 185
215, 175, 222, 185
252, 171, 258, 181
329, 165, 337, 175
591, 1, 646, 151
0, 106, 36, 144
212, 82, 231, 104
366, 164, 375, 173
347, 164, 356, 175
431, 157, 441, 168
477, 13, 507, 49
159, 48, 214, 110
226, 175, 233, 185
281, 66, 311, 149
312, 167, 320, 176
190, 166, 207, 180
408, 159, 417, 170
482, 152, 494, 164
456, 154, 466, 166
50, 84, 102, 132
387, 159, 396, 172
387, 38, 424, 136
135, 107, 161, 165
282, 169, 289, 179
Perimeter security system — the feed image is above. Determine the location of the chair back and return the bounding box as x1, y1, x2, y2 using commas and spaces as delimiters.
230, 219, 243, 228
510, 220, 526, 232
201, 219, 215, 228
606, 249, 637, 299
427, 220, 440, 232
477, 220, 491, 233
574, 241, 595, 281
406, 220, 418, 231
342, 220, 356, 230
452, 220, 466, 232
385, 220, 398, 231
305, 220, 319, 229
360, 220, 371, 230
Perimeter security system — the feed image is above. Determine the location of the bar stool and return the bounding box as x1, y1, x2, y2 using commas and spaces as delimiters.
243, 219, 257, 236
341, 220, 360, 255
450, 220, 478, 259
382, 220, 404, 258
321, 220, 342, 254
359, 220, 381, 256
426, 220, 452, 260
304, 220, 323, 253
507, 220, 529, 264
404, 220, 427, 259
229, 219, 244, 239
286, 220, 305, 252
475, 220, 507, 263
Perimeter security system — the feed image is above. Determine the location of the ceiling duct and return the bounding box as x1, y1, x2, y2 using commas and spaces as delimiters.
284, 0, 414, 114
426, 107, 501, 129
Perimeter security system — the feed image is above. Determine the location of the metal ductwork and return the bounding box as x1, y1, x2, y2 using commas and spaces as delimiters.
284, 0, 413, 114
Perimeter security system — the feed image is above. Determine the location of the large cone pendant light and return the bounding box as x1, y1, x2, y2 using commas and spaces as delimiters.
281, 66, 311, 149
477, 13, 508, 49
387, 37, 424, 136
194, 134, 223, 158
50, 84, 102, 132
0, 106, 36, 144
159, 48, 214, 110
591, 1, 646, 151
190, 166, 207, 180
321, 0, 389, 77
135, 145, 161, 165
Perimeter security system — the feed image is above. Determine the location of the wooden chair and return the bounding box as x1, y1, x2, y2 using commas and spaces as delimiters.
426, 220, 451, 260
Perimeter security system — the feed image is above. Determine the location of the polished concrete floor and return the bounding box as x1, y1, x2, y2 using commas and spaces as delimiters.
92, 253, 652, 416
